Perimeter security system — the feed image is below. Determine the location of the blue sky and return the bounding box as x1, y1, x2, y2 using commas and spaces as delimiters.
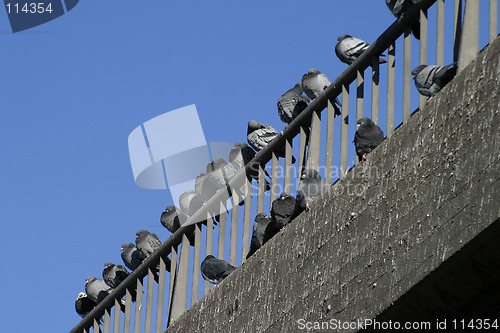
0, 1, 497, 332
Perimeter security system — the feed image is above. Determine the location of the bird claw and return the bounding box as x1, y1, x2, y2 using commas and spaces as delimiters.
305, 204, 310, 212
362, 154, 367, 162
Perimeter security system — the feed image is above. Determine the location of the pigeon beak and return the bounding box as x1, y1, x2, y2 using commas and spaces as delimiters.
356, 123, 361, 130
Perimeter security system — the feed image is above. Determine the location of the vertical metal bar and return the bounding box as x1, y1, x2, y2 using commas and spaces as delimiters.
155, 256, 167, 333
403, 27, 412, 122
241, 177, 252, 262
387, 42, 395, 138
284, 138, 293, 193
371, 56, 380, 124
134, 277, 144, 333
190, 224, 201, 306
306, 110, 321, 171
491, 0, 498, 43
144, 268, 155, 333
113, 298, 121, 333
93, 318, 101, 333
340, 84, 349, 178
436, 0, 445, 66
325, 99, 335, 185
454, 0, 463, 64
124, 289, 132, 333
84, 328, 89, 333
256, 165, 265, 214
204, 213, 213, 295
458, 0, 479, 72
229, 189, 238, 266
168, 246, 178, 319
217, 202, 226, 259
103, 308, 111, 333
419, 8, 428, 108
269, 152, 279, 204
356, 70, 364, 121
298, 126, 307, 176
171, 236, 190, 322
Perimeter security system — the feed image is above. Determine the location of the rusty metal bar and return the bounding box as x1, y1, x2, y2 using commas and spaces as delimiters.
155, 256, 167, 333
284, 138, 293, 193
124, 289, 132, 333
270, 152, 279, 204
113, 299, 121, 333
325, 99, 335, 184
403, 27, 412, 121
257, 165, 265, 214
144, 268, 155, 333
436, 0, 445, 66
241, 177, 252, 262
491, 0, 498, 43
371, 56, 380, 125
204, 213, 214, 295
229, 189, 238, 266
134, 277, 143, 333
340, 84, 349, 178
387, 42, 395, 137
190, 224, 201, 306
419, 8, 428, 108
307, 110, 321, 171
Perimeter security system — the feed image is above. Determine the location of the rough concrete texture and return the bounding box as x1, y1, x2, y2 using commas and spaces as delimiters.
166, 37, 500, 332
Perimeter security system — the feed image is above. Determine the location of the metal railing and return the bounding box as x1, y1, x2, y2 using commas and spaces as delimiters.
70, 0, 498, 332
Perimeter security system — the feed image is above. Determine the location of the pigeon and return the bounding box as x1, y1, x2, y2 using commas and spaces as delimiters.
270, 192, 298, 230
85, 276, 126, 311
75, 292, 99, 319
354, 118, 384, 162
246, 213, 271, 259
207, 158, 245, 205
335, 35, 386, 65
229, 142, 271, 191
195, 171, 221, 223
103, 263, 136, 302
411, 63, 457, 97
277, 83, 311, 124
200, 255, 236, 284
179, 189, 205, 217
247, 120, 296, 163
301, 69, 341, 115
160, 205, 195, 245
120, 243, 146, 271
135, 229, 162, 259
386, 0, 420, 39
295, 169, 326, 213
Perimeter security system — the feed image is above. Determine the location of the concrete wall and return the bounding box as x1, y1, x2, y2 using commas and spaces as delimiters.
166, 36, 500, 332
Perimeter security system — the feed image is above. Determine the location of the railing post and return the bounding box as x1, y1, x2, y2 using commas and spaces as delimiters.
403, 27, 412, 121
491, 0, 498, 43
419, 8, 429, 108
436, 0, 445, 66
454, 0, 463, 64
387, 42, 395, 138
340, 84, 349, 178
458, 0, 480, 72
306, 110, 321, 171
325, 99, 335, 184
241, 177, 252, 262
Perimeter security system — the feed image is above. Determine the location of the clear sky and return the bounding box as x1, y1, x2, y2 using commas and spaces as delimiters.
0, 1, 496, 332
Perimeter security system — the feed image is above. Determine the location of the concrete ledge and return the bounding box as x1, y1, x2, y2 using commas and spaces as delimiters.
166, 36, 500, 333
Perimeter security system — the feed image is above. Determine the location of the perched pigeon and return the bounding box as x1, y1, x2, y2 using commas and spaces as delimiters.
386, 0, 420, 39
295, 169, 326, 213
354, 118, 384, 162
229, 142, 270, 191
135, 229, 162, 259
160, 205, 195, 245
207, 158, 245, 205
75, 292, 99, 319
277, 83, 311, 124
195, 171, 221, 223
335, 35, 386, 65
270, 192, 298, 229
247, 120, 296, 163
201, 255, 236, 284
246, 213, 271, 259
301, 69, 341, 115
85, 276, 125, 311
120, 243, 146, 271
179, 189, 205, 217
103, 263, 130, 289
411, 63, 457, 97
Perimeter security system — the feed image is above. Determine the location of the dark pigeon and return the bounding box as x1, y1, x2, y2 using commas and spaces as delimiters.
229, 142, 270, 191
386, 0, 420, 39
270, 192, 298, 229
335, 35, 386, 65
247, 120, 296, 163
136, 229, 162, 258
160, 205, 195, 245
195, 170, 221, 223
85, 276, 126, 312
277, 83, 311, 124
103, 263, 136, 302
200, 255, 236, 284
75, 292, 99, 320
354, 118, 384, 162
301, 69, 341, 115
295, 169, 326, 213
120, 243, 146, 271
411, 63, 457, 97
246, 212, 271, 259
207, 158, 245, 205
179, 189, 205, 217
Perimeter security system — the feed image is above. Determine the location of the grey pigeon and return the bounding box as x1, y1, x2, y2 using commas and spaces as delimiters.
229, 142, 270, 191
135, 229, 162, 258
295, 169, 326, 213
160, 205, 195, 245
301, 69, 341, 115
246, 213, 271, 259
195, 170, 221, 223
411, 63, 457, 97
386, 0, 420, 39
121, 243, 146, 271
354, 118, 384, 162
201, 255, 236, 284
85, 276, 126, 312
179, 189, 205, 217
102, 263, 130, 289
207, 158, 245, 205
247, 120, 296, 163
335, 35, 386, 65
75, 292, 99, 319
277, 83, 311, 124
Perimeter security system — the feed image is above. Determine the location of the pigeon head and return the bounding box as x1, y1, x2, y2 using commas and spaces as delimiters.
255, 212, 269, 221
247, 120, 261, 134
278, 192, 291, 200
307, 68, 320, 75
104, 262, 113, 269
76, 292, 87, 300
356, 117, 375, 130
292, 82, 303, 92
337, 34, 352, 42
165, 205, 177, 214
136, 229, 150, 237
204, 255, 216, 261
234, 142, 248, 149
411, 65, 427, 78
302, 169, 321, 179
121, 243, 135, 251
85, 276, 97, 284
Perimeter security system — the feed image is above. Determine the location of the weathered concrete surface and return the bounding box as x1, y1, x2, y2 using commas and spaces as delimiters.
166, 37, 500, 332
